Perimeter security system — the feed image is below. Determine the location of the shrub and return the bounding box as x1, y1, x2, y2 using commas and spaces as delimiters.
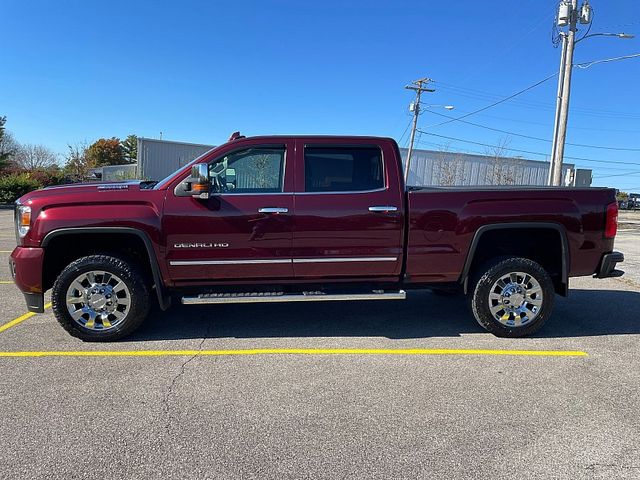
28, 168, 66, 187
0, 173, 42, 204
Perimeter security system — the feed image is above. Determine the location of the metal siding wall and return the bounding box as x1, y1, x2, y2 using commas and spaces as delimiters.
399, 148, 581, 187
137, 138, 214, 181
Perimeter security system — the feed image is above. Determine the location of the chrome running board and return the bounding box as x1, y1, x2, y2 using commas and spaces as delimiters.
181, 290, 406, 305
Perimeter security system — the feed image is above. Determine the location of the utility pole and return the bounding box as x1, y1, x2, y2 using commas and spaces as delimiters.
549, 0, 593, 186
404, 78, 435, 183
548, 1, 634, 185
548, 31, 568, 185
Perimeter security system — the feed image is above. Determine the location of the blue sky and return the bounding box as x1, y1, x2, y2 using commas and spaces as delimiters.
2, 0, 639, 192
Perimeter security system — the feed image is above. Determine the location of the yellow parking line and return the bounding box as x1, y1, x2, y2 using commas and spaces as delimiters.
0, 281, 14, 284
0, 250, 12, 253
0, 302, 52, 333
0, 348, 588, 358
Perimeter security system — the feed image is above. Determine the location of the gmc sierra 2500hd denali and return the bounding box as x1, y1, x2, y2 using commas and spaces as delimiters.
11, 134, 624, 341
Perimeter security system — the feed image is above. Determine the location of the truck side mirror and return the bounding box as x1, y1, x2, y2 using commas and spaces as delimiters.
190, 164, 210, 199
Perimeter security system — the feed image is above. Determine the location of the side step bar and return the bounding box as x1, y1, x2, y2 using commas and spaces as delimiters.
181, 290, 406, 305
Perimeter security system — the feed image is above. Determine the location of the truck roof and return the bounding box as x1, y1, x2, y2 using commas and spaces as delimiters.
229, 134, 397, 143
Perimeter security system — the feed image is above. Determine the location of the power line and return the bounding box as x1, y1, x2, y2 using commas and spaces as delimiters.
423, 109, 640, 152
426, 73, 559, 128
573, 165, 640, 171
594, 172, 640, 178
448, 10, 556, 90
597, 20, 640, 29
409, 142, 640, 174
405, 139, 637, 170
415, 131, 640, 166
435, 83, 560, 110
575, 53, 640, 69
434, 109, 640, 133
398, 117, 413, 147
434, 81, 640, 119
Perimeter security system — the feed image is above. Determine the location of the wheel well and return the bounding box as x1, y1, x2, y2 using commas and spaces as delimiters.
42, 233, 154, 292
464, 227, 567, 294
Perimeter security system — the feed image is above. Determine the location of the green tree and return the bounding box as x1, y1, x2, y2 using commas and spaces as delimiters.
63, 142, 92, 179
121, 134, 138, 163
86, 137, 125, 167
616, 191, 629, 202
0, 116, 17, 170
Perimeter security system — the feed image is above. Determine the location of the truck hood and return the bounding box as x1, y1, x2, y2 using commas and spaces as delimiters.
15, 180, 166, 249
17, 181, 146, 204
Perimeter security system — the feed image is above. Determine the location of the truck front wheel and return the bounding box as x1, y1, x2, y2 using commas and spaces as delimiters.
52, 255, 150, 342
469, 257, 554, 338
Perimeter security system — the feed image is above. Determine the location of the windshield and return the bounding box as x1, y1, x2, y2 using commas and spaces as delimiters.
153, 148, 216, 190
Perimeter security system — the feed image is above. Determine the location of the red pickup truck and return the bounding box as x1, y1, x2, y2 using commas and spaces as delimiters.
10, 134, 623, 341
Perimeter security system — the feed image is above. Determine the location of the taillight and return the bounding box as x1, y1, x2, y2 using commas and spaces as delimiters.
605, 202, 618, 239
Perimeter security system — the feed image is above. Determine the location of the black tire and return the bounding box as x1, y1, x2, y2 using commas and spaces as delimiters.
468, 256, 555, 338
52, 255, 150, 342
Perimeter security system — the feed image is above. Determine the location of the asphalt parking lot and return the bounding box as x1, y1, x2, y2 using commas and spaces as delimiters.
1, 210, 639, 479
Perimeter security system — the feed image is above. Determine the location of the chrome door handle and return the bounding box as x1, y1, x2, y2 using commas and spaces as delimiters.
368, 206, 398, 213
258, 207, 288, 214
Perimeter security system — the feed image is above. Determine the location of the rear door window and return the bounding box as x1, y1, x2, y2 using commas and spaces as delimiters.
304, 146, 384, 192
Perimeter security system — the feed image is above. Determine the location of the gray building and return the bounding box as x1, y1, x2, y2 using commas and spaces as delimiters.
128, 137, 589, 187
137, 137, 213, 181
400, 148, 581, 187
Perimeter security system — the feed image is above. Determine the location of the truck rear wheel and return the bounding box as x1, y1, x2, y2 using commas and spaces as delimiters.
469, 257, 554, 338
52, 255, 150, 342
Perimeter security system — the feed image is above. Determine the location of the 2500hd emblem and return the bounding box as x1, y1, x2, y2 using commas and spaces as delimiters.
174, 242, 229, 248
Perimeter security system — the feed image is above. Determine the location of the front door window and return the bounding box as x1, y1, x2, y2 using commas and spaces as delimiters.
209, 147, 285, 194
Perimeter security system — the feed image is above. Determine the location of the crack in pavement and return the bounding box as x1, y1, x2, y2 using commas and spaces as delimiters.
586, 463, 640, 470
161, 319, 213, 439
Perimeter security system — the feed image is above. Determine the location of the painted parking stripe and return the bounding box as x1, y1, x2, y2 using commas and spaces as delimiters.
0, 348, 588, 358
0, 281, 14, 284
0, 303, 52, 333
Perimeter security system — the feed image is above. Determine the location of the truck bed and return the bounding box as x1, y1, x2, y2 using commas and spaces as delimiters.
405, 186, 617, 284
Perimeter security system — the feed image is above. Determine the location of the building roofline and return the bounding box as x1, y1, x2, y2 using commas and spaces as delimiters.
138, 137, 215, 148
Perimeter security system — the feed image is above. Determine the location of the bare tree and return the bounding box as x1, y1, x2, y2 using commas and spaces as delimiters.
484, 137, 520, 186
13, 144, 58, 170
434, 144, 467, 186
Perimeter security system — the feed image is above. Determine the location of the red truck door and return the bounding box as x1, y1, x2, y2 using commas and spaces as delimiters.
162, 140, 295, 282
292, 138, 404, 280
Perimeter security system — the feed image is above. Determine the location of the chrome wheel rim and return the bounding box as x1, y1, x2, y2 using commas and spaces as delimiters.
488, 271, 543, 328
65, 271, 131, 331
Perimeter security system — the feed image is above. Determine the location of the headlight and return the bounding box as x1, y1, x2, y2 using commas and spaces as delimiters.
16, 205, 31, 238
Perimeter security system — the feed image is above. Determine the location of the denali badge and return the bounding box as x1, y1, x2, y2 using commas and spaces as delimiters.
174, 242, 229, 248
98, 184, 130, 191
